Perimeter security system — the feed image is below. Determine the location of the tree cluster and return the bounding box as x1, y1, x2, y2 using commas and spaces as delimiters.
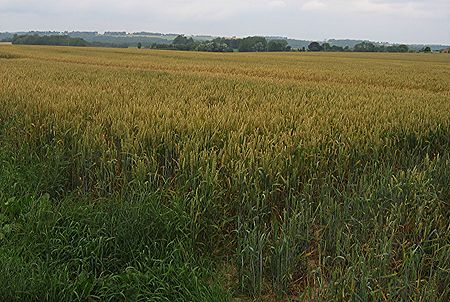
150, 35, 292, 53
353, 42, 409, 52
10, 34, 423, 54
12, 34, 89, 47
267, 39, 291, 52
11, 34, 131, 48
237, 36, 267, 52
306, 41, 410, 53
307, 42, 348, 52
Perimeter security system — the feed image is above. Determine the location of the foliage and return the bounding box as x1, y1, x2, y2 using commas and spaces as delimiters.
9, 33, 415, 54
173, 34, 195, 46
267, 39, 290, 52
11, 34, 132, 48
305, 41, 410, 53
238, 36, 268, 52
354, 41, 410, 53
196, 41, 232, 52
353, 41, 377, 52
12, 34, 89, 47
308, 41, 323, 51
386, 44, 409, 52
212, 37, 240, 50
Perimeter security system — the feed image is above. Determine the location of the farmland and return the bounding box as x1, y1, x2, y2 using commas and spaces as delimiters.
0, 45, 449, 301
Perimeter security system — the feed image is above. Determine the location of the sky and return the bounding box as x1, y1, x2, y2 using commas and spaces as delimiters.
1, 0, 449, 45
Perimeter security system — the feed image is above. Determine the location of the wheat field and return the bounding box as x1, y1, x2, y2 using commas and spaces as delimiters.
0, 45, 449, 301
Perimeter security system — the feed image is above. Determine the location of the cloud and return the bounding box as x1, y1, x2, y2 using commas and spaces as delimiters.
302, 1, 327, 11
0, 0, 294, 22
269, 1, 288, 8
295, 0, 449, 17
0, 0, 449, 44
0, 0, 448, 18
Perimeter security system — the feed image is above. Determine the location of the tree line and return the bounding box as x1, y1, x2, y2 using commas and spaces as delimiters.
12, 34, 89, 47
11, 34, 129, 48
11, 34, 435, 54
149, 35, 416, 53
300, 41, 413, 52
148, 35, 292, 52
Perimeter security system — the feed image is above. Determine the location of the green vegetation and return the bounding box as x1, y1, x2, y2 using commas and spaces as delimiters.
11, 34, 89, 47
0, 45, 449, 301
353, 41, 409, 52
237, 36, 268, 52
7, 33, 442, 54
308, 41, 409, 53
308, 41, 324, 51
2, 31, 449, 52
267, 40, 291, 52
150, 35, 287, 52
11, 34, 130, 48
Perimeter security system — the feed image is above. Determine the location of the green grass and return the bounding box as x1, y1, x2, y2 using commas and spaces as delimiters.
0, 144, 230, 301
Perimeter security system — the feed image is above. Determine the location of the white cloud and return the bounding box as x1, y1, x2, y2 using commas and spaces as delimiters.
269, 1, 288, 8
295, 0, 448, 17
302, 1, 327, 11
0, 0, 449, 43
0, 0, 448, 18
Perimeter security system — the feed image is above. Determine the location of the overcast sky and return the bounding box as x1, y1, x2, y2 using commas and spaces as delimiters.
1, 0, 449, 44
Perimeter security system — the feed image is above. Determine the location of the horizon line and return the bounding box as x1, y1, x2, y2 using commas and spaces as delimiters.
1, 29, 449, 46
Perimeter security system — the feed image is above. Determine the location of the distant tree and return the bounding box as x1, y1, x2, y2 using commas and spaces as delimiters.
324, 43, 347, 52
354, 42, 376, 52
330, 45, 344, 52
12, 34, 89, 47
267, 39, 289, 52
377, 45, 386, 52
137, 42, 142, 49
173, 35, 194, 45
397, 44, 409, 52
171, 35, 197, 50
386, 44, 409, 53
422, 46, 432, 53
308, 42, 323, 51
322, 42, 331, 51
253, 41, 266, 52
196, 41, 232, 52
386, 45, 395, 52
213, 37, 240, 50
238, 36, 267, 52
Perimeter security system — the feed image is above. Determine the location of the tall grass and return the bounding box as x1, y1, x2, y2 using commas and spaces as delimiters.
0, 45, 449, 300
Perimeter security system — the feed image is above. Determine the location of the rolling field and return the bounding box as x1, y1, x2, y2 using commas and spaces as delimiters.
0, 45, 449, 301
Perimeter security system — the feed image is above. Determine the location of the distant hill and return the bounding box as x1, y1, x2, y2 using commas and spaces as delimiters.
0, 31, 175, 47
314, 39, 448, 51
285, 39, 311, 49
1, 31, 448, 51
